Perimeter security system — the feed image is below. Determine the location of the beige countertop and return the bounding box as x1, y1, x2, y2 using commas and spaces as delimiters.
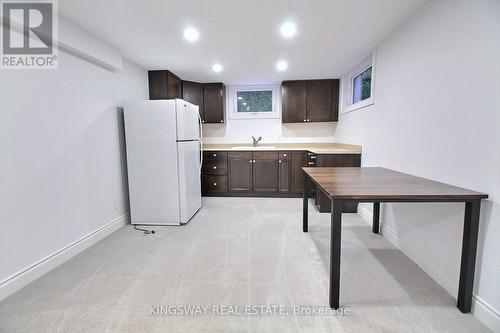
202, 143, 362, 154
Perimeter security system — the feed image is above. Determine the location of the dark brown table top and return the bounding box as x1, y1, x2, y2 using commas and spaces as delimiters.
302, 167, 488, 201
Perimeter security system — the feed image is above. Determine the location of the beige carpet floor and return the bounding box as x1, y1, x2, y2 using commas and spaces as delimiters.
0, 197, 490, 332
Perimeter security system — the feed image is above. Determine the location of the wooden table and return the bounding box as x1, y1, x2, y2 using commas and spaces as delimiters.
302, 167, 488, 313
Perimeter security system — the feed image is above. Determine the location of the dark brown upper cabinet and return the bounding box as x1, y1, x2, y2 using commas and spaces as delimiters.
282, 79, 339, 123
182, 81, 226, 124
203, 83, 226, 124
307, 80, 338, 122
182, 80, 204, 119
148, 70, 182, 100
282, 81, 307, 123
253, 152, 278, 193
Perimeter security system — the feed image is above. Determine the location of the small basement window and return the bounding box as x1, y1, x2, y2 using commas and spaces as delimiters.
229, 85, 279, 119
352, 67, 372, 103
341, 52, 375, 113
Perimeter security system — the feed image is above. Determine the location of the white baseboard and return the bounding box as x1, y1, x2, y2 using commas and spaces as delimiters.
472, 296, 500, 333
0, 214, 129, 301
356, 205, 500, 332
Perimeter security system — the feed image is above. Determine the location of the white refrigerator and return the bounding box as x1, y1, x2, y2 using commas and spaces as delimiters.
123, 99, 202, 225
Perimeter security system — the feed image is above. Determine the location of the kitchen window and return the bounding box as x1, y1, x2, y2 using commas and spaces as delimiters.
352, 67, 372, 103
229, 85, 279, 119
341, 52, 376, 113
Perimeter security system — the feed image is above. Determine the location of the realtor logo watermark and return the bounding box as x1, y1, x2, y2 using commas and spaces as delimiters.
1, 0, 58, 69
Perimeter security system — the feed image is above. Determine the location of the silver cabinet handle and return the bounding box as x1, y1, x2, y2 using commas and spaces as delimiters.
220, 120, 223, 123
278, 160, 282, 163
213, 153, 217, 157
283, 153, 287, 157
310, 156, 316, 159
213, 183, 217, 186
213, 166, 217, 169
250, 160, 253, 163
303, 119, 306, 122
308, 162, 315, 165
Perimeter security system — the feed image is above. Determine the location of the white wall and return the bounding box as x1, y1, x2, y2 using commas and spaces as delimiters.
0, 48, 147, 298
202, 85, 337, 144
335, 0, 500, 330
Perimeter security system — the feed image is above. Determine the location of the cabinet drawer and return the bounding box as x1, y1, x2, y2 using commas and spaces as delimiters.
278, 151, 291, 161
202, 175, 228, 194
204, 151, 227, 164
203, 151, 227, 175
307, 152, 317, 166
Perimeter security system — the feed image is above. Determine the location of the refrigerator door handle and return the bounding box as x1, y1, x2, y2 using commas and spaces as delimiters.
198, 113, 203, 173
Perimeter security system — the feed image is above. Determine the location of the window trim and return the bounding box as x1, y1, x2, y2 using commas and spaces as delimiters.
228, 84, 280, 120
340, 51, 376, 114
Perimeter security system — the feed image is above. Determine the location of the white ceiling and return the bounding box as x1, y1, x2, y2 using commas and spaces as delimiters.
59, 0, 427, 85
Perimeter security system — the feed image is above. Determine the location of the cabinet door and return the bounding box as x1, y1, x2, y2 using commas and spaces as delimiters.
203, 83, 225, 124
291, 151, 308, 193
148, 71, 168, 100
182, 81, 204, 121
167, 72, 182, 99
278, 152, 291, 193
148, 70, 182, 100
253, 152, 278, 193
228, 152, 253, 192
282, 81, 307, 123
331, 79, 340, 121
315, 154, 361, 212
306, 79, 334, 122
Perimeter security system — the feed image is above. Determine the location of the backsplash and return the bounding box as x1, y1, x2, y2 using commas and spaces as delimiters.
202, 120, 337, 144
202, 85, 337, 144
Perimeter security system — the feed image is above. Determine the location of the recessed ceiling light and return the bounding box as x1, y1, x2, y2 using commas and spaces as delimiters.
276, 60, 288, 71
183, 27, 199, 42
280, 21, 297, 39
212, 63, 223, 73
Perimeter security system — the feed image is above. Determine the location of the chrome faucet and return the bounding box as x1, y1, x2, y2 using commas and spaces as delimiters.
252, 136, 262, 147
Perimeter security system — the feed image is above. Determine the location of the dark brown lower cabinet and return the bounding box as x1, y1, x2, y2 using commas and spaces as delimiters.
202, 151, 362, 208
291, 151, 308, 193
253, 152, 278, 193
315, 154, 362, 213
202, 151, 228, 195
203, 175, 228, 193
228, 152, 253, 192
278, 152, 291, 193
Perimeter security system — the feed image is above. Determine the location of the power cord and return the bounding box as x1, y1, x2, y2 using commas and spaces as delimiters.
134, 225, 155, 235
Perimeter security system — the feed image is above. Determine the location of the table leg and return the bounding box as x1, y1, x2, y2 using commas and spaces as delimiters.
330, 199, 343, 309
457, 200, 481, 313
303, 175, 309, 233
373, 202, 380, 234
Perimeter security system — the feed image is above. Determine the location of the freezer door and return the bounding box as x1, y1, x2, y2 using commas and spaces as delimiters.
177, 141, 202, 224
176, 99, 201, 141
